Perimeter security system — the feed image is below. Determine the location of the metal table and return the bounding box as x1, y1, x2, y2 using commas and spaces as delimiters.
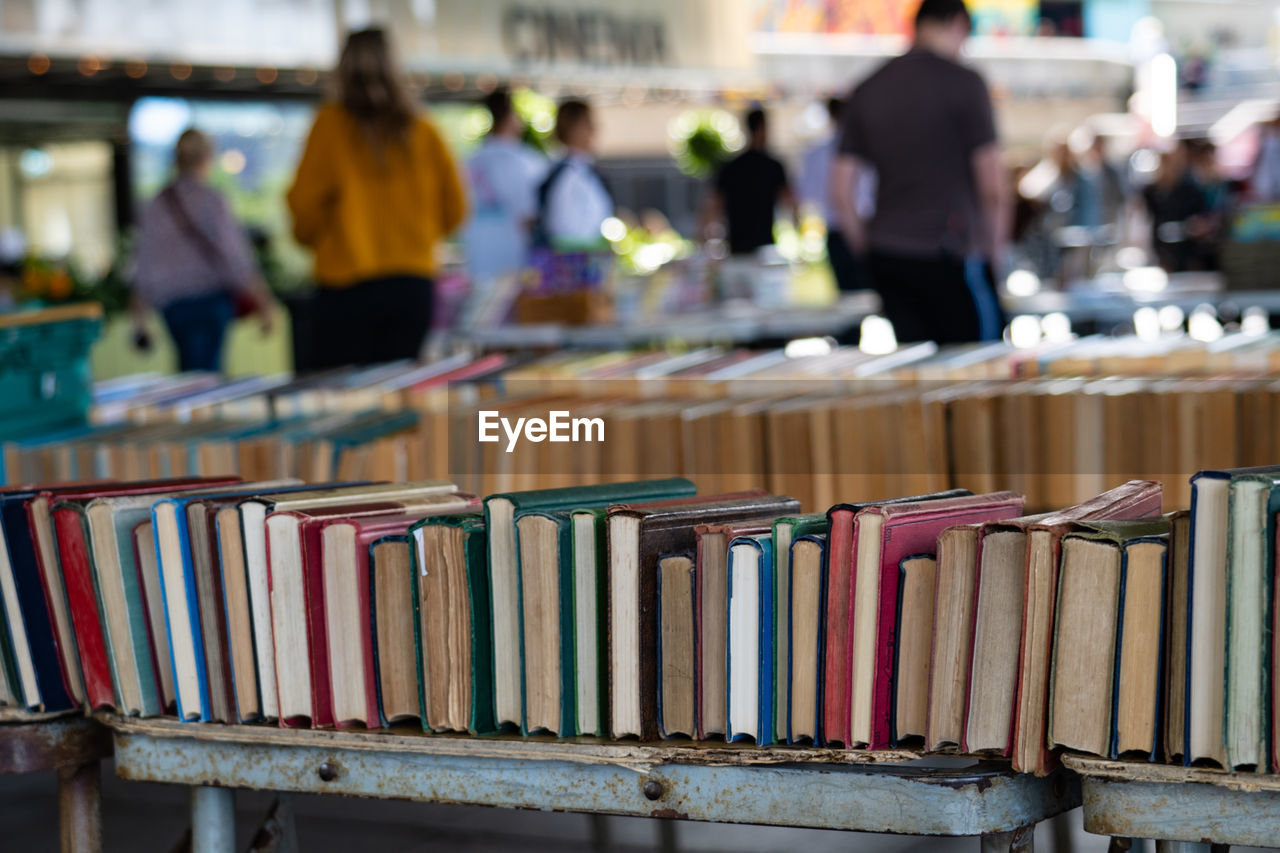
1065, 754, 1280, 851
107, 716, 1078, 853
0, 708, 111, 852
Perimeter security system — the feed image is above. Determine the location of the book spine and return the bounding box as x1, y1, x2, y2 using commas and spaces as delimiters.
53, 506, 114, 711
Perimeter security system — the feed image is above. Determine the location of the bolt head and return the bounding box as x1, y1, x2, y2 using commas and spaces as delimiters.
318, 762, 338, 782
643, 779, 663, 801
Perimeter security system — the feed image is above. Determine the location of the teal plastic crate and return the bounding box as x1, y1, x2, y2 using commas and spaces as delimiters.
0, 304, 102, 444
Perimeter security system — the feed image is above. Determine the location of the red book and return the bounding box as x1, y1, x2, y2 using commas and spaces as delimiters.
267, 493, 477, 728
821, 489, 972, 747
858, 492, 1024, 749
30, 477, 239, 710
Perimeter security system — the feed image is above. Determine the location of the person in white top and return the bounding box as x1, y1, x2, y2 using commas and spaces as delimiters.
538, 99, 613, 248
463, 88, 547, 285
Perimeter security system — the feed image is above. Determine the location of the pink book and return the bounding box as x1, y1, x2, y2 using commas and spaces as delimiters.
852, 491, 1025, 749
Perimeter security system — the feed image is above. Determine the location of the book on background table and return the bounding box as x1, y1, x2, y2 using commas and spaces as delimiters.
482, 479, 697, 731
607, 490, 800, 741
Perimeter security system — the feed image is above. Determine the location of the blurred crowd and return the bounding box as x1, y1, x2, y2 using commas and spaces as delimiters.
120, 0, 1280, 373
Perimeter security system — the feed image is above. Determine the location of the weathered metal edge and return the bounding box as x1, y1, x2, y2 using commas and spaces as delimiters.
111, 728, 1080, 835
99, 714, 929, 770
0, 715, 112, 775
1063, 755, 1280, 793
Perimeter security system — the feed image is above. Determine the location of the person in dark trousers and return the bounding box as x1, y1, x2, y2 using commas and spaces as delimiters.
288, 28, 466, 369
132, 128, 272, 372
703, 108, 798, 256
832, 0, 1007, 344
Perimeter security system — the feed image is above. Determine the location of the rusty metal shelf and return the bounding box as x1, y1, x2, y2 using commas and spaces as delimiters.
0, 709, 111, 853
105, 716, 1078, 852
1065, 755, 1280, 849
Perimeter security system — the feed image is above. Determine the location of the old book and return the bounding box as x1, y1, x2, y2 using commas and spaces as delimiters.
29, 477, 238, 711
658, 553, 696, 739
369, 535, 420, 725
483, 479, 696, 730
411, 513, 495, 734
268, 489, 472, 727
1163, 510, 1191, 764
1048, 520, 1169, 757
322, 512, 468, 728
1225, 471, 1280, 770
927, 524, 980, 751
727, 535, 774, 744
849, 491, 1023, 749
693, 520, 771, 741
1187, 467, 1280, 767
238, 479, 454, 720
608, 491, 800, 740
515, 511, 577, 736
823, 489, 971, 747
152, 480, 300, 721
770, 512, 826, 743
569, 508, 608, 736
786, 534, 826, 744
1010, 480, 1163, 773
131, 520, 174, 712
893, 554, 937, 747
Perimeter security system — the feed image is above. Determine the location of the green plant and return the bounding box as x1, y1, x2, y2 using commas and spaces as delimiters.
668, 110, 744, 178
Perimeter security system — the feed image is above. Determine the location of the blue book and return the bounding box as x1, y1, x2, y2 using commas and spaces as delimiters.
0, 490, 76, 711
726, 534, 774, 744
152, 480, 302, 722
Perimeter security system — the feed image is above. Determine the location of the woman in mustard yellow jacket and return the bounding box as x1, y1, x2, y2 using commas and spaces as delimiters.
288, 28, 466, 368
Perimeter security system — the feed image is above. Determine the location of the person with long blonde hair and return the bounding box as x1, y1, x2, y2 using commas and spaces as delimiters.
288, 28, 466, 368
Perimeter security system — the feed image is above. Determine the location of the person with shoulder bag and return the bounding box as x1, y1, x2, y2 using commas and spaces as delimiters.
132, 128, 273, 372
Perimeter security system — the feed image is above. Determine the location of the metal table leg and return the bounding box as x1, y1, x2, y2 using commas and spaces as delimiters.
981, 824, 1034, 853
191, 786, 235, 853
57, 760, 101, 853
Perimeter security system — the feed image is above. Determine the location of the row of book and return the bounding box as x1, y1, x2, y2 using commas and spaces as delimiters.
0, 469, 1276, 779
11, 369, 1276, 514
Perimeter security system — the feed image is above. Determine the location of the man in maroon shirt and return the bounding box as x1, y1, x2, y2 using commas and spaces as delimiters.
832, 0, 1007, 345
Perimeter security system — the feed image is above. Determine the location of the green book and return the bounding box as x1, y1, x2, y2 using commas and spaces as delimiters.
569, 508, 610, 737
409, 513, 495, 735
514, 510, 577, 736
1048, 518, 1170, 760
1225, 471, 1280, 771
483, 478, 697, 728
770, 512, 827, 744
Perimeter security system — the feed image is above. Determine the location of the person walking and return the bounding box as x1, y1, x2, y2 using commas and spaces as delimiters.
799, 97, 875, 292
704, 108, 798, 256
132, 128, 272, 373
832, 0, 1007, 344
288, 28, 466, 368
462, 87, 547, 285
